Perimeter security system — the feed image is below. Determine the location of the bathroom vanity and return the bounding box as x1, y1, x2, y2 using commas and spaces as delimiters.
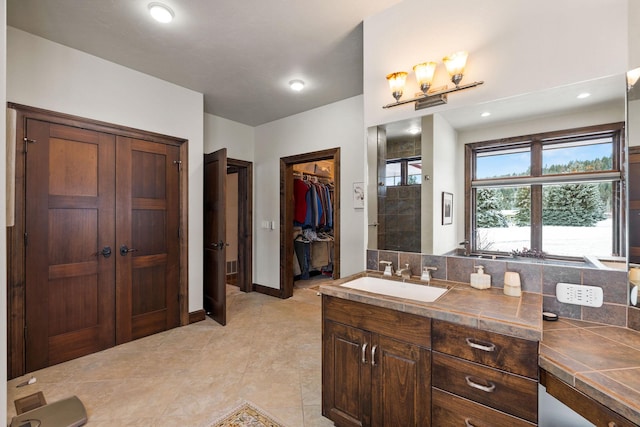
320, 272, 640, 426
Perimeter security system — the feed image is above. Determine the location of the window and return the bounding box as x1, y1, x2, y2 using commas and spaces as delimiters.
385, 156, 422, 186
466, 123, 624, 259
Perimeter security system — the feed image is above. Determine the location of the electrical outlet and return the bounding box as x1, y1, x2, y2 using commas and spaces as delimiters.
556, 282, 603, 307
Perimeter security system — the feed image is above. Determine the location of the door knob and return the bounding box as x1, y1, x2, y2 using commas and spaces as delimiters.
119, 245, 138, 256
210, 241, 228, 251
97, 246, 112, 258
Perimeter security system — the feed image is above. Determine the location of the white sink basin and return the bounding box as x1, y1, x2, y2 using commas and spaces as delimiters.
340, 276, 447, 303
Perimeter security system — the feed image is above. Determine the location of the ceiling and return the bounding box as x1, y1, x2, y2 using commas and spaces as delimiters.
7, 0, 402, 126
384, 74, 626, 139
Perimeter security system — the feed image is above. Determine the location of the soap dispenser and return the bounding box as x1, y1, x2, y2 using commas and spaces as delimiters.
470, 265, 491, 289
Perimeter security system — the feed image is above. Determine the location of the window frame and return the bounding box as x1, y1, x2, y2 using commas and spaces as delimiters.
385, 156, 422, 186
464, 122, 625, 260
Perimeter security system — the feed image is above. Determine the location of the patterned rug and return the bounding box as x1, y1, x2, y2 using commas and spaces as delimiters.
210, 401, 285, 427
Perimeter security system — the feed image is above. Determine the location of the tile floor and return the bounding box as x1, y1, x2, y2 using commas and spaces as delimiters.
6, 285, 335, 427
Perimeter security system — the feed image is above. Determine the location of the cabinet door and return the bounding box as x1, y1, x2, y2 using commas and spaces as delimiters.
323, 320, 372, 427
371, 335, 431, 427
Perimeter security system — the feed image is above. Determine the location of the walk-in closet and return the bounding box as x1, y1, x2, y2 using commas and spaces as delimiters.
292, 160, 335, 286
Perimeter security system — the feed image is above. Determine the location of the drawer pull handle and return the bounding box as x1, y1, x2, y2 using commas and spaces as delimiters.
465, 375, 496, 393
362, 343, 368, 364
464, 419, 477, 427
608, 423, 617, 427
371, 345, 378, 366
465, 337, 496, 352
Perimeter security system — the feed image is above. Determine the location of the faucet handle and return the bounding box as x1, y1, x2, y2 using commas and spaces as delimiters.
424, 266, 438, 271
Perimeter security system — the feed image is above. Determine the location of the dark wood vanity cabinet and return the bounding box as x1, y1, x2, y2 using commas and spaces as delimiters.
322, 296, 431, 427
431, 319, 539, 426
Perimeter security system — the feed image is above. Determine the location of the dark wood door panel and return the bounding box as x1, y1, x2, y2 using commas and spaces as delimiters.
25, 119, 116, 372
322, 320, 370, 427
9, 105, 187, 378
117, 137, 180, 343
203, 149, 227, 325
372, 335, 431, 427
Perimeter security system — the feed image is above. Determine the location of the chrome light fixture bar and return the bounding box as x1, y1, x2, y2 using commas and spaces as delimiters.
383, 51, 484, 110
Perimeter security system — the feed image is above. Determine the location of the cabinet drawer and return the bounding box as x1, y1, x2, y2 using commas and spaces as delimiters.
432, 388, 536, 427
323, 295, 431, 348
432, 319, 538, 378
433, 352, 538, 423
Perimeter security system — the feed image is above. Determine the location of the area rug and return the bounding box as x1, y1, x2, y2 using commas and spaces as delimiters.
210, 401, 286, 427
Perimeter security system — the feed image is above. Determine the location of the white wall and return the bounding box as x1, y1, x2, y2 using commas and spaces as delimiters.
630, 0, 640, 70
432, 114, 459, 254
7, 28, 206, 312
254, 95, 365, 288
204, 113, 254, 160
363, 0, 628, 129
1, 0, 8, 423
456, 103, 625, 146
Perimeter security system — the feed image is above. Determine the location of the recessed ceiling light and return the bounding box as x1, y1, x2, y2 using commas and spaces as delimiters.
577, 92, 591, 99
149, 2, 174, 23
481, 112, 491, 117
407, 127, 421, 135
289, 79, 305, 92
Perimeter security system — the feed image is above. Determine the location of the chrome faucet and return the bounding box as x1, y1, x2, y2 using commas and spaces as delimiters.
397, 263, 411, 280
459, 240, 470, 256
421, 266, 438, 282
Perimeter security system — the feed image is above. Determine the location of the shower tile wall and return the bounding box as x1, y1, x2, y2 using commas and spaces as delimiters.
378, 136, 421, 252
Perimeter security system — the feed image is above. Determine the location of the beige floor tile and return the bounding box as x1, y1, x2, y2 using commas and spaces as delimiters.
5, 286, 334, 426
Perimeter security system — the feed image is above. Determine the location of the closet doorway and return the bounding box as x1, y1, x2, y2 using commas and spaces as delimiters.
280, 148, 340, 298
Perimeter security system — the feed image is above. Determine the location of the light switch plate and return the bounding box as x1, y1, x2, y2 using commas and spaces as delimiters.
556, 282, 603, 307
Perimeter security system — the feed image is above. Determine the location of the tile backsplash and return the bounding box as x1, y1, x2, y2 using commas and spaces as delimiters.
367, 249, 632, 329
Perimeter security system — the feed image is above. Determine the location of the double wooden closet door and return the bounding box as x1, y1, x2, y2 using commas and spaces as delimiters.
23, 118, 181, 372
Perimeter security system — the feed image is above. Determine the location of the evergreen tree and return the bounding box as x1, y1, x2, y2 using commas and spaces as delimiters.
542, 184, 606, 226
513, 187, 531, 226
476, 189, 508, 228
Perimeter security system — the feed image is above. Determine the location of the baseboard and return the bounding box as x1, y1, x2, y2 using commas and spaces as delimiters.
252, 283, 282, 298
188, 309, 206, 324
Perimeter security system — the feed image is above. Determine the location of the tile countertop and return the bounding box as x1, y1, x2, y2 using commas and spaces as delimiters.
540, 318, 640, 425
318, 271, 543, 342
319, 271, 640, 425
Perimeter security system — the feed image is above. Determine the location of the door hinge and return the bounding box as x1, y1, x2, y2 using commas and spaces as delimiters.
24, 232, 28, 246
24, 325, 27, 341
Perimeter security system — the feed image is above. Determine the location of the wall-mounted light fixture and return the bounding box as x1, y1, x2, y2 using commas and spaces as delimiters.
383, 51, 483, 110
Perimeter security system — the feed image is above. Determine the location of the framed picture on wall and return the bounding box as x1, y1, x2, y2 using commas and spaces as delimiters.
442, 192, 453, 225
